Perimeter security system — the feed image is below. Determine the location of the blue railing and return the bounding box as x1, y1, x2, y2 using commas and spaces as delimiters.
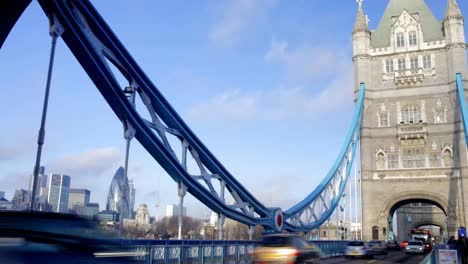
119, 239, 348, 263
313, 240, 347, 257
121, 240, 257, 264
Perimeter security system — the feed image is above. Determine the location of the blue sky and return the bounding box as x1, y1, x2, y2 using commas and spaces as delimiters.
0, 0, 467, 220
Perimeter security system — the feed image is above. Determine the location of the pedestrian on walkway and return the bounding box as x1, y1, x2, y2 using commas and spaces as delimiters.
458, 234, 468, 264
448, 236, 457, 244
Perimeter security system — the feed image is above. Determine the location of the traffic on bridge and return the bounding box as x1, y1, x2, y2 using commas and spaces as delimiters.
1, 0, 467, 263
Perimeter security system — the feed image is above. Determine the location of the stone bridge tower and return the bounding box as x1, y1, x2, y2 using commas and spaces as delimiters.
353, 0, 468, 240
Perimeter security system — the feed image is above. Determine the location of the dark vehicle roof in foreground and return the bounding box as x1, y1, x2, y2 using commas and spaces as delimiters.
0, 210, 113, 240
347, 241, 365, 246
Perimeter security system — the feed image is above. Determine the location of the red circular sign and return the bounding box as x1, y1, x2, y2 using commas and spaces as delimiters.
276, 213, 283, 227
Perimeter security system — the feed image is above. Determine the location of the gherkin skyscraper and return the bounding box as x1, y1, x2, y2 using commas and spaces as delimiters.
106, 167, 130, 220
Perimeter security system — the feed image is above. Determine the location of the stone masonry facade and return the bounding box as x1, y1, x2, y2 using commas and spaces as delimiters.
353, 0, 468, 240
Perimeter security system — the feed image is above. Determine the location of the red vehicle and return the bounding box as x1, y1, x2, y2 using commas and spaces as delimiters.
400, 240, 409, 249
423, 242, 432, 253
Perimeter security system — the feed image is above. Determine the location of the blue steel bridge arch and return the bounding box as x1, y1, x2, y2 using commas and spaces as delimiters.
1, 0, 365, 233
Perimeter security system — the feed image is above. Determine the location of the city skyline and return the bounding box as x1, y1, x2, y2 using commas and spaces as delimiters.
0, 0, 467, 220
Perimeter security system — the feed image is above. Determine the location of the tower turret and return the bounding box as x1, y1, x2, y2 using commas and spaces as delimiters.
443, 0, 466, 78
352, 0, 371, 56
444, 0, 465, 44
352, 0, 371, 92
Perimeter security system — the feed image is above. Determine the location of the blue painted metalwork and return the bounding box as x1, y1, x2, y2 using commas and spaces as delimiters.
0, 0, 32, 49
119, 239, 347, 263
456, 73, 468, 148
120, 240, 257, 264
1, 0, 365, 232
284, 84, 365, 231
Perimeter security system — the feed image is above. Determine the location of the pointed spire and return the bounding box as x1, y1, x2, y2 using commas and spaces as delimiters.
353, 0, 370, 34
445, 0, 463, 20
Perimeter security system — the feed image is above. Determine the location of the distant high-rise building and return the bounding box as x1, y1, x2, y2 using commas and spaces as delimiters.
0, 191, 4, 199
135, 204, 150, 224
84, 202, 100, 217
67, 189, 90, 210
106, 167, 130, 220
29, 167, 48, 207
11, 189, 30, 210
29, 166, 45, 192
166, 204, 187, 217
48, 174, 71, 213
128, 179, 135, 216
97, 210, 120, 223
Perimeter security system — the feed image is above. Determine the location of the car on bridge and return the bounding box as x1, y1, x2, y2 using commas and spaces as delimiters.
252, 233, 321, 264
386, 240, 400, 250
344, 240, 373, 258
368, 240, 387, 255
405, 240, 425, 255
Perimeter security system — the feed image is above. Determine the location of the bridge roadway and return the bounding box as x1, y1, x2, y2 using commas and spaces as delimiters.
321, 251, 427, 264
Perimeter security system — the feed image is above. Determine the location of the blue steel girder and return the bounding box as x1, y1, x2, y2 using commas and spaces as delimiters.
283, 84, 365, 232
1, 0, 366, 233
456, 73, 468, 149
35, 0, 285, 230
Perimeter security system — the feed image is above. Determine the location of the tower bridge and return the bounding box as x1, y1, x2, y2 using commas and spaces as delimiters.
1, 0, 467, 245
354, 0, 468, 240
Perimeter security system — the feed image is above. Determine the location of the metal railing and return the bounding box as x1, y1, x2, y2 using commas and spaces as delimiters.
419, 244, 461, 264
119, 239, 348, 263
121, 240, 257, 264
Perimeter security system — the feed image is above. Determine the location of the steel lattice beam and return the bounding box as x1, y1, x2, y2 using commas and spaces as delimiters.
2, 0, 365, 233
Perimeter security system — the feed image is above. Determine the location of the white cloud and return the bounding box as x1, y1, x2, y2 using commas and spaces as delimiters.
264, 40, 288, 61
49, 147, 122, 174
186, 40, 354, 123
0, 171, 30, 192
265, 39, 348, 84
46, 147, 123, 188
210, 0, 277, 47
186, 89, 261, 122
44, 147, 137, 205
0, 137, 36, 162
185, 73, 353, 123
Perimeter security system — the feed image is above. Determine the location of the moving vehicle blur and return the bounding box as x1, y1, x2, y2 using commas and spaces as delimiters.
386, 240, 400, 250
344, 240, 372, 258
368, 240, 387, 255
423, 242, 433, 253
0, 211, 143, 263
405, 240, 425, 254
400, 240, 409, 249
252, 234, 321, 264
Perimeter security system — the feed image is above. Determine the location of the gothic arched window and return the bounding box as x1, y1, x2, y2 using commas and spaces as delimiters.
398, 58, 406, 71
401, 104, 422, 124
410, 57, 419, 69
396, 33, 405, 48
388, 145, 399, 169
409, 31, 417, 46
385, 59, 394, 73
423, 55, 432, 69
